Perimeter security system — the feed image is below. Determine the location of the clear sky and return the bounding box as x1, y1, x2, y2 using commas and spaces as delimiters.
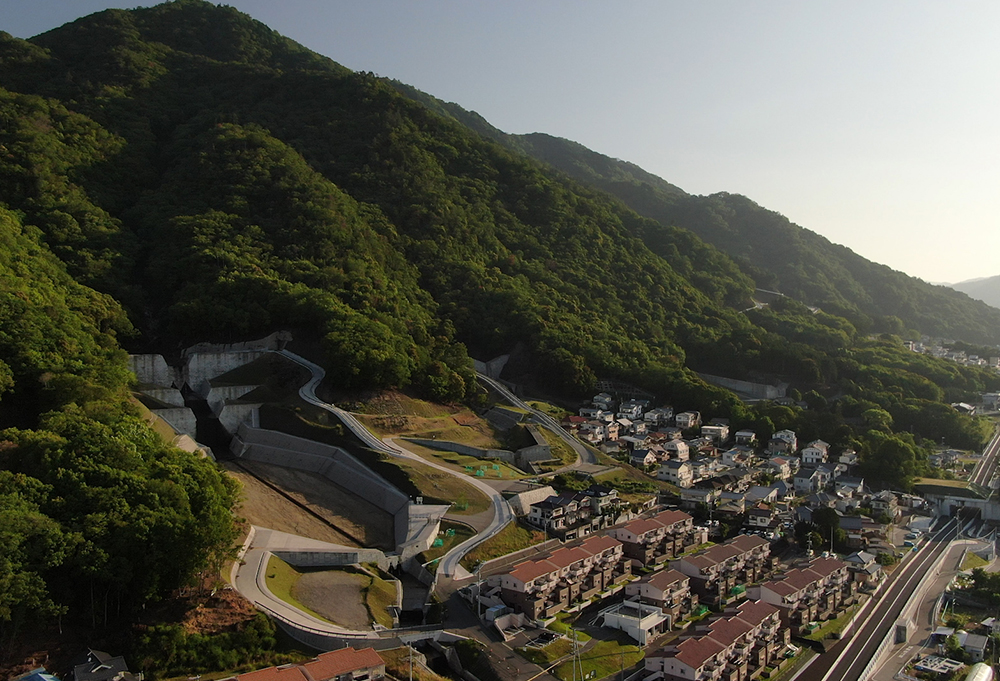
3, 1, 999, 284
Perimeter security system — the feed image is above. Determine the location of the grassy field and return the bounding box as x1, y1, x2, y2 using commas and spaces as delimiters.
516, 638, 572, 666
460, 522, 547, 570
546, 613, 592, 642
526, 400, 571, 420
379, 647, 452, 681
552, 640, 642, 681
962, 551, 989, 571
402, 440, 526, 480
804, 604, 860, 642
365, 569, 397, 628
419, 520, 477, 564
536, 427, 577, 468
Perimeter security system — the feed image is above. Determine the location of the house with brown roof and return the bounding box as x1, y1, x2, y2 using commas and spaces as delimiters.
671, 534, 775, 607
624, 568, 698, 628
227, 648, 385, 681
497, 534, 628, 618
644, 599, 789, 681
606, 509, 705, 567
749, 556, 856, 634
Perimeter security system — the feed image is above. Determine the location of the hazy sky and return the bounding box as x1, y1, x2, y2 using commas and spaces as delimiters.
3, 1, 999, 284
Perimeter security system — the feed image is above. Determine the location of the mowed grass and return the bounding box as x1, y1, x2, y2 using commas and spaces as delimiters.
460, 522, 547, 570
402, 441, 525, 480
517, 638, 572, 666
552, 640, 642, 681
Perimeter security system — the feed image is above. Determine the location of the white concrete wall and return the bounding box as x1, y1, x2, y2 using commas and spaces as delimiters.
206, 384, 260, 414
129, 354, 178, 387
182, 350, 267, 390
143, 388, 185, 407
154, 407, 198, 438
219, 403, 260, 434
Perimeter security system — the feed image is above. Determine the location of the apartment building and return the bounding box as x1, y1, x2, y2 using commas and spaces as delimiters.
606, 509, 706, 567
644, 599, 789, 681
497, 535, 629, 619
625, 568, 698, 628
672, 535, 775, 607
749, 556, 857, 635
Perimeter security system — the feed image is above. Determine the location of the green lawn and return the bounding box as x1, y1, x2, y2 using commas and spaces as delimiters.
516, 638, 572, 666
460, 521, 547, 570
547, 613, 592, 642
552, 640, 642, 681
420, 520, 477, 564
264, 555, 329, 622
804, 605, 860, 642
365, 569, 398, 628
962, 551, 989, 571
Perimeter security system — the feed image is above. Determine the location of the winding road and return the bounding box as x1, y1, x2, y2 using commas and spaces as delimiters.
277, 350, 514, 578
477, 372, 598, 467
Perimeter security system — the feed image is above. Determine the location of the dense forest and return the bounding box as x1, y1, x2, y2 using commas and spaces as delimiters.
0, 0, 998, 657
397, 83, 1000, 346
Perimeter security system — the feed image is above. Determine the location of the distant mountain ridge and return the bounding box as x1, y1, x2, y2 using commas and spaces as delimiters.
950, 275, 1000, 310
391, 81, 1000, 345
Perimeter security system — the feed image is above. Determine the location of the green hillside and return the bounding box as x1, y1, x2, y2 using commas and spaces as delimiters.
0, 0, 998, 657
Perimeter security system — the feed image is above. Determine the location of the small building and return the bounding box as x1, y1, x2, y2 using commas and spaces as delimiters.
599, 600, 669, 646
675, 411, 702, 430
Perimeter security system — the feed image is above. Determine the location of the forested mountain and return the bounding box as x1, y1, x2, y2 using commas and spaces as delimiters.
0, 0, 998, 654
396, 83, 1000, 346
951, 275, 1000, 310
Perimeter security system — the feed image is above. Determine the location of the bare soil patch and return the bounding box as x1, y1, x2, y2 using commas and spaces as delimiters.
225, 462, 365, 547
293, 571, 371, 629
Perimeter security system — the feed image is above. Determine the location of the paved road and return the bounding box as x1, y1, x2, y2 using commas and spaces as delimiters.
970, 426, 1000, 488
793, 517, 960, 681
277, 350, 514, 579
477, 372, 598, 467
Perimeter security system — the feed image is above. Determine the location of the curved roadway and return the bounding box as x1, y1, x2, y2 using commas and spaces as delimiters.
477, 372, 597, 467
277, 350, 513, 578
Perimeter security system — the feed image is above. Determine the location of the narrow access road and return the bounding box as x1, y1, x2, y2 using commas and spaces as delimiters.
477, 372, 597, 467
276, 350, 513, 579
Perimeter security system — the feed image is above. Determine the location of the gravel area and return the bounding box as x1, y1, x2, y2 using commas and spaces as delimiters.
293, 570, 371, 629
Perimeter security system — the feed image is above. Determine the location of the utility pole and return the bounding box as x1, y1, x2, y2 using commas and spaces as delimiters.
409, 643, 413, 681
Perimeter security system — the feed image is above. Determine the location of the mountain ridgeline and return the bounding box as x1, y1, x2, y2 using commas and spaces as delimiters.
0, 0, 999, 649
395, 81, 1000, 345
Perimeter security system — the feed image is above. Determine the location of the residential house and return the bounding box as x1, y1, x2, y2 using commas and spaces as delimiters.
678, 485, 720, 510
844, 551, 882, 588
579, 406, 610, 420
645, 406, 675, 426
527, 493, 602, 540
701, 424, 730, 444
772, 429, 798, 451
870, 490, 900, 521
581, 484, 623, 516
800, 445, 827, 466
631, 449, 658, 470
593, 393, 614, 410
664, 440, 690, 461
764, 457, 793, 480
72, 651, 137, 681
745, 505, 776, 529
793, 468, 827, 495
658, 460, 694, 488
745, 486, 778, 505
735, 430, 757, 446
675, 411, 702, 430
839, 449, 859, 467
834, 476, 865, 497
618, 399, 648, 420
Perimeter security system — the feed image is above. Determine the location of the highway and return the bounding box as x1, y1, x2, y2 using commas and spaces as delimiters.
477, 372, 598, 467
969, 426, 1000, 488
795, 517, 959, 681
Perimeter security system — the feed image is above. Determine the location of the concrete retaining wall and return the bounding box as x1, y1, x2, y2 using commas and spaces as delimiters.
154, 407, 198, 438
698, 373, 787, 400
275, 549, 390, 571
204, 384, 260, 414
129, 354, 178, 388
183, 351, 267, 391
219, 403, 260, 434
142, 387, 185, 407
403, 438, 515, 464
232, 424, 411, 548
